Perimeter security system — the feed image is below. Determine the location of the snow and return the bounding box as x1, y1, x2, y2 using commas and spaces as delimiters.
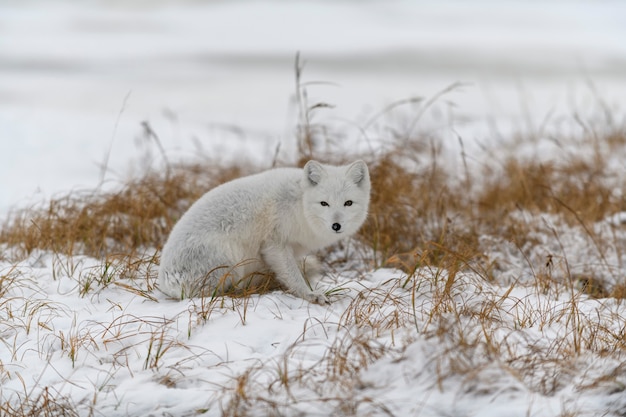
2, 1, 626, 416
4, 245, 626, 415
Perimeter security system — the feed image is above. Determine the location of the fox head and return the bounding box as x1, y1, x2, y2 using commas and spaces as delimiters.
302, 160, 371, 238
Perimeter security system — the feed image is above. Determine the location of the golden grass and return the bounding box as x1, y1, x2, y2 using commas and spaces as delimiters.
478, 156, 624, 224
0, 163, 246, 260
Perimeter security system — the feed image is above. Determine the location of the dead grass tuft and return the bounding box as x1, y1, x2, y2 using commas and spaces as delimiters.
1, 163, 246, 260
1, 386, 80, 417
478, 156, 624, 225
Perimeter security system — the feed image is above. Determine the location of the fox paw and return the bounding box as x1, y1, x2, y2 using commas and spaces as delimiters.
305, 291, 331, 305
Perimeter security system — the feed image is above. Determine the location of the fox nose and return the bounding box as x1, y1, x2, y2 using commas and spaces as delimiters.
332, 223, 341, 232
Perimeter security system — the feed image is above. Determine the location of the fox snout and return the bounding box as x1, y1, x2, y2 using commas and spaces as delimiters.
332, 222, 342, 232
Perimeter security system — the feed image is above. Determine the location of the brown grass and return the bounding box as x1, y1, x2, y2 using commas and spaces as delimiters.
478, 156, 624, 224
0, 163, 247, 260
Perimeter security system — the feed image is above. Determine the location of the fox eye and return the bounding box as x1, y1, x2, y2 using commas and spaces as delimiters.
344, 200, 353, 207
320, 201, 329, 207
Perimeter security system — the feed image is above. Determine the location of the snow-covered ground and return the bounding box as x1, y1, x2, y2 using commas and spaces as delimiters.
2, 1, 626, 416
3, 224, 626, 416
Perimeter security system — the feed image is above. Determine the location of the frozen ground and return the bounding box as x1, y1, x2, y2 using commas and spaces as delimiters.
2, 1, 626, 416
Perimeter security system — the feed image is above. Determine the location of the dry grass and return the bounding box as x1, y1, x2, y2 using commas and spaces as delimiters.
0, 163, 247, 260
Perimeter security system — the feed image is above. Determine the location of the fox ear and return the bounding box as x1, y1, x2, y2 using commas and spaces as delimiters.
304, 160, 325, 186
347, 160, 369, 186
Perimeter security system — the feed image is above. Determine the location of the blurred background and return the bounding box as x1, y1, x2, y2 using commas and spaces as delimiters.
1, 0, 625, 213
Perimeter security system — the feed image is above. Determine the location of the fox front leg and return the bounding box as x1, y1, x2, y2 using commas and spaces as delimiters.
261, 244, 330, 305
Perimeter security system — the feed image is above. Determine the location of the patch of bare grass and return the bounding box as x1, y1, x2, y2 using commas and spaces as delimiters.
478, 155, 625, 226
1, 386, 80, 417
0, 163, 246, 261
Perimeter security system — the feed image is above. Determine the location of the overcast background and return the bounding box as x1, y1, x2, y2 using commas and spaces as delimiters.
1, 0, 625, 214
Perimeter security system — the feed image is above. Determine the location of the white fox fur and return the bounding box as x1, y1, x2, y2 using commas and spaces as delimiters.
158, 160, 370, 304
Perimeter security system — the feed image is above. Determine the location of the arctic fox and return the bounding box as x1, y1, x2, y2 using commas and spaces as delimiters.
158, 160, 370, 304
